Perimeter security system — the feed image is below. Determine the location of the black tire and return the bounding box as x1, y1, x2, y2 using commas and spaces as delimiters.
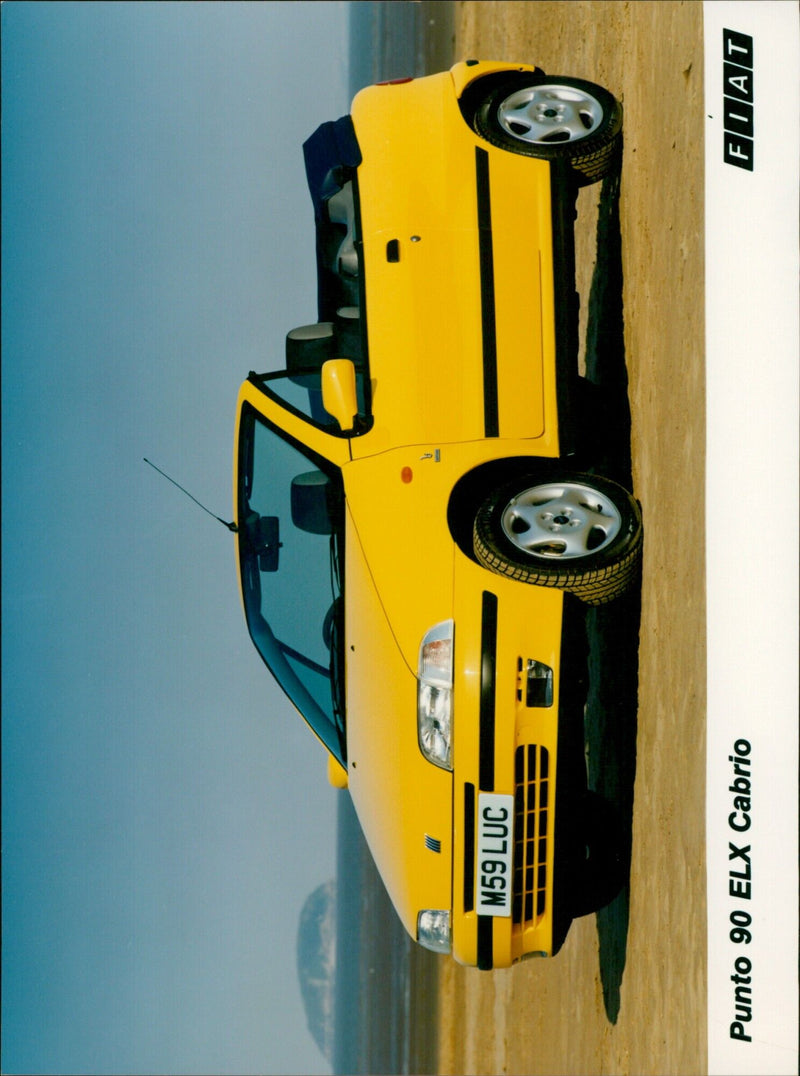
570, 792, 627, 917
472, 470, 642, 605
470, 74, 622, 186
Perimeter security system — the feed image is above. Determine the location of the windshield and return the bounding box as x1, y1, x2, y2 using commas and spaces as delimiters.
237, 404, 346, 763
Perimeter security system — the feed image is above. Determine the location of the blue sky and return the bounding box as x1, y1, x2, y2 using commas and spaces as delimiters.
2, 3, 351, 1073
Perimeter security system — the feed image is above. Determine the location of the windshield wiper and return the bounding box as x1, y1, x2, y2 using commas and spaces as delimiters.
327, 595, 347, 761
327, 534, 346, 761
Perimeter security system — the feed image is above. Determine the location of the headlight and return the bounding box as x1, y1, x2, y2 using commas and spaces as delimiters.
417, 620, 454, 769
417, 909, 452, 954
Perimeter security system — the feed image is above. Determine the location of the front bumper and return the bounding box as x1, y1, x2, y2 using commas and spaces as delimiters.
450, 555, 590, 968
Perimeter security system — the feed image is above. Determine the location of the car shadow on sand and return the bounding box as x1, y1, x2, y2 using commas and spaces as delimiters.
579, 156, 643, 1025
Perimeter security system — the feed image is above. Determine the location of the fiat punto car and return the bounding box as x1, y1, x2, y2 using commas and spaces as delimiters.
234, 61, 642, 968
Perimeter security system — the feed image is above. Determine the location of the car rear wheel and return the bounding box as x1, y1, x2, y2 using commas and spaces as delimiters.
471, 75, 622, 185
472, 471, 642, 604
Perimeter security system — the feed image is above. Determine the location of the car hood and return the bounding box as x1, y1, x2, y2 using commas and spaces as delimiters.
343, 510, 453, 936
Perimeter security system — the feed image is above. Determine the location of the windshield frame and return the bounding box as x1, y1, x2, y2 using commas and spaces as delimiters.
236, 401, 347, 764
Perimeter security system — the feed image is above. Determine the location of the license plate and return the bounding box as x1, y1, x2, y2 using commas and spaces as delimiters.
476, 792, 514, 917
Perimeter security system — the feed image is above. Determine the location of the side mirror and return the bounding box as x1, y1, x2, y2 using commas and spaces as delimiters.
321, 358, 358, 432
327, 753, 349, 789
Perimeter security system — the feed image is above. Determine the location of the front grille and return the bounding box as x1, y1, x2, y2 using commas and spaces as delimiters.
512, 744, 550, 925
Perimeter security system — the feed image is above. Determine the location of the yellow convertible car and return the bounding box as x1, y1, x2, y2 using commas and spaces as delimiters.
234, 61, 642, 968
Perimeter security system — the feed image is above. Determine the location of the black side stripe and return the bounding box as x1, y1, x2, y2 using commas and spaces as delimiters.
477, 590, 499, 971
479, 591, 498, 792
477, 916, 494, 971
463, 782, 476, 913
549, 160, 580, 457
476, 148, 499, 438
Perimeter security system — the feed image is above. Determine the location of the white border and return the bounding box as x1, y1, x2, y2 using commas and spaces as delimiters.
704, 3, 799, 1074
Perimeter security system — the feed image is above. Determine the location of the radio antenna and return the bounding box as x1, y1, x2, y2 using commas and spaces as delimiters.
143, 457, 238, 532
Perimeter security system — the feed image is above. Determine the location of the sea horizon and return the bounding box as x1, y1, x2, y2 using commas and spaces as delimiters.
322, 8, 453, 1073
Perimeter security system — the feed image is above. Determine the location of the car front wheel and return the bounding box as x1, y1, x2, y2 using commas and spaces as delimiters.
472, 471, 642, 604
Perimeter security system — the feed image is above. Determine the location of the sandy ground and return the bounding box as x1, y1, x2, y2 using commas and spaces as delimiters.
436, 4, 707, 1074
